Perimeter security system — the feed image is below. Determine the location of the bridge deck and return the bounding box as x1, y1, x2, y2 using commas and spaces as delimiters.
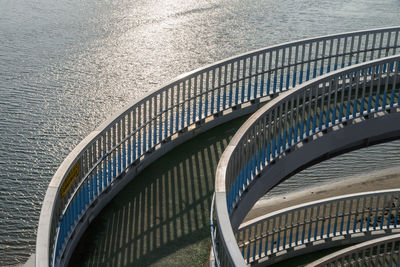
68, 116, 248, 267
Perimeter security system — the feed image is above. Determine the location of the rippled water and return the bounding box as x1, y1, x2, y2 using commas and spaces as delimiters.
1, 0, 400, 265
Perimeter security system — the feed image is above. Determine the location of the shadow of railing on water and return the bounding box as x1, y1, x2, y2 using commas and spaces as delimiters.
68, 116, 248, 267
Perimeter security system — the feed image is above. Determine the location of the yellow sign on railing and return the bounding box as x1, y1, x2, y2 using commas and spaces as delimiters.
60, 161, 80, 198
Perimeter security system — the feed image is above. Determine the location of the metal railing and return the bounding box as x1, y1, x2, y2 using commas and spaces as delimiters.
213, 54, 400, 266
35, 26, 400, 266
238, 189, 400, 264
306, 233, 400, 267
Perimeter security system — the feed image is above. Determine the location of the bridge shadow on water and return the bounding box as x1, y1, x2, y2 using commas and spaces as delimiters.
69, 116, 248, 267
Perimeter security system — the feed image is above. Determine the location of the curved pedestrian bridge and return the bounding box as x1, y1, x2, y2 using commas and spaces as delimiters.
34, 26, 400, 266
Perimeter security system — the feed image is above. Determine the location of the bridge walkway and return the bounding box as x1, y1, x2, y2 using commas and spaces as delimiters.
68, 116, 248, 267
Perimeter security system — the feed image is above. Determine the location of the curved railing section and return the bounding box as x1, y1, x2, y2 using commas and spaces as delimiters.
213, 55, 400, 266
36, 26, 400, 266
238, 189, 400, 265
306, 233, 400, 267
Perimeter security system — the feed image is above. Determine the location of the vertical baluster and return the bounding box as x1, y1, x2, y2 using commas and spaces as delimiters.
363, 33, 369, 63
142, 102, 146, 154
332, 74, 340, 125
333, 200, 340, 236
235, 60, 240, 105
327, 38, 333, 73
355, 34, 362, 65
327, 201, 333, 237
320, 203, 327, 239
346, 199, 353, 234
378, 31, 384, 59
339, 70, 346, 123
360, 66, 367, 115
205, 71, 210, 117
276, 215, 282, 251
299, 44, 305, 84
187, 78, 191, 126
292, 45, 298, 87
211, 68, 216, 114
246, 227, 252, 263
127, 111, 132, 165
342, 36, 348, 68
229, 62, 234, 107
306, 42, 312, 81
370, 33, 377, 63
270, 216, 276, 254
117, 121, 122, 175
348, 35, 355, 67
334, 37, 340, 71
258, 220, 264, 259
320, 40, 326, 75
282, 213, 288, 250
152, 96, 157, 147
223, 64, 228, 110
360, 196, 367, 232
103, 132, 108, 189
277, 103, 283, 154
313, 41, 319, 79
273, 49, 279, 93
340, 200, 347, 235
254, 54, 260, 99
180, 82, 185, 130
393, 30, 399, 55
216, 66, 221, 112
110, 126, 115, 181
387, 193, 395, 230
288, 96, 294, 146
240, 59, 245, 103
392, 60, 399, 107
280, 47, 285, 92
282, 100, 288, 151
288, 210, 294, 247
300, 90, 307, 139
307, 206, 314, 242
267, 51, 272, 95
301, 208, 308, 244
248, 56, 253, 100
353, 197, 360, 233
373, 195, 381, 230
176, 83, 180, 132
295, 210, 300, 245
167, 87, 172, 136
199, 73, 204, 119
191, 76, 196, 123
271, 107, 277, 159
313, 205, 321, 241
383, 61, 391, 109
292, 95, 298, 144
374, 63, 382, 111
260, 53, 266, 96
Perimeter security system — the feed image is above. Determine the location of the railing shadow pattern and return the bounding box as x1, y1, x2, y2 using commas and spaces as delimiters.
68, 117, 247, 266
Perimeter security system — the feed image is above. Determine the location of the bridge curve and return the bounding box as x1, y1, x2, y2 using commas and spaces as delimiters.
239, 189, 400, 265
213, 55, 400, 266
35, 26, 400, 266
306, 232, 400, 266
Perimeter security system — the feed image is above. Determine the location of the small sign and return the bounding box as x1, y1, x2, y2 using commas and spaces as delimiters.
60, 161, 80, 198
